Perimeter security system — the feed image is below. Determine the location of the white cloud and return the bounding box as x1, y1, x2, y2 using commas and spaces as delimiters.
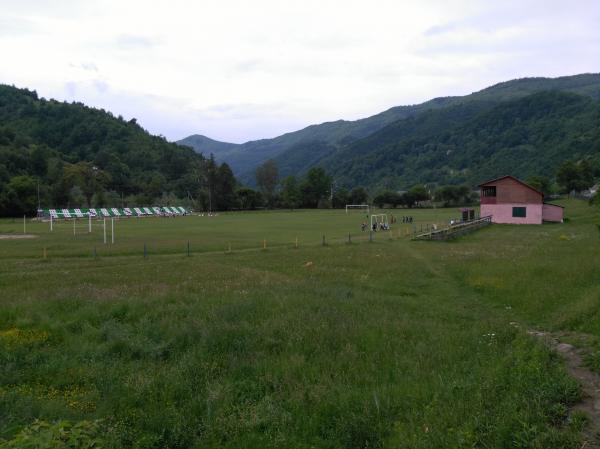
0, 0, 598, 143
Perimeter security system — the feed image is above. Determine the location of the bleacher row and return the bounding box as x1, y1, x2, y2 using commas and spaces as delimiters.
42, 207, 189, 220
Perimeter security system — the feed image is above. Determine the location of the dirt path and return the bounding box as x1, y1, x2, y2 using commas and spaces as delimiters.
529, 330, 600, 448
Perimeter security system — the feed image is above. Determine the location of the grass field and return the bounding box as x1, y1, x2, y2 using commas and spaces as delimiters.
1, 200, 599, 448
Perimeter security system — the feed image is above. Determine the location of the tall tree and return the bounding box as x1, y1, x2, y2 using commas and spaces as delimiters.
214, 163, 237, 210
64, 162, 111, 207
300, 167, 332, 208
281, 175, 301, 210
349, 187, 368, 205
255, 159, 279, 207
557, 159, 594, 194
526, 176, 552, 196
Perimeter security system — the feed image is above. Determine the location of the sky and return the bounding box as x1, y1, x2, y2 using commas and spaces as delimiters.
0, 0, 599, 143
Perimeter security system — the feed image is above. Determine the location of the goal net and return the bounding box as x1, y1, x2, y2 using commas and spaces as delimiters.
370, 213, 389, 230
345, 204, 370, 214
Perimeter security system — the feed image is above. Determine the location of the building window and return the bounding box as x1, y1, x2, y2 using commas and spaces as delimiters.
482, 186, 496, 197
512, 207, 526, 218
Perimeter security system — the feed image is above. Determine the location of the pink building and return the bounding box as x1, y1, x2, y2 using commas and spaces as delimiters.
479, 175, 564, 224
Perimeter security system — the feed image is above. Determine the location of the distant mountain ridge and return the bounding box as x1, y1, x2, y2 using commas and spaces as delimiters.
177, 134, 239, 158
178, 73, 600, 187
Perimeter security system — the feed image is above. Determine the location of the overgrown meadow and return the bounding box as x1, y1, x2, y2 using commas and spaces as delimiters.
0, 200, 598, 448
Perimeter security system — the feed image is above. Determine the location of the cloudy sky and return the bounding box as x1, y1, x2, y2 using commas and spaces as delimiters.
1, 0, 599, 143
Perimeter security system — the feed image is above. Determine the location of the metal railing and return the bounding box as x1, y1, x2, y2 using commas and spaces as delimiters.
413, 216, 492, 241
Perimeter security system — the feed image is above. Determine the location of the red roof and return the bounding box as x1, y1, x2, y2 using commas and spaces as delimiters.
478, 175, 543, 196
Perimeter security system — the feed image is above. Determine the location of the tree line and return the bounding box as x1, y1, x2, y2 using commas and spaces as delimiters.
0, 85, 598, 217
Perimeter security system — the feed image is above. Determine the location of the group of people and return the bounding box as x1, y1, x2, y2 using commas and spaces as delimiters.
360, 220, 390, 232
358, 214, 415, 232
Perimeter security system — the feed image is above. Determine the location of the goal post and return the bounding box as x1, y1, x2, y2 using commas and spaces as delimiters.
370, 213, 389, 230
345, 204, 370, 214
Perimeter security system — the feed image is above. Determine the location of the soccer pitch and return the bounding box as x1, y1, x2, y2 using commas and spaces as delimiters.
0, 208, 458, 259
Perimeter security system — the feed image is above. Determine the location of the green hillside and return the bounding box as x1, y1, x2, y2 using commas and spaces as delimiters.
0, 85, 225, 216
178, 73, 600, 187
325, 91, 600, 189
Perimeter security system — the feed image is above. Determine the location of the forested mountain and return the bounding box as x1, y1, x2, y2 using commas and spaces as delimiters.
0, 85, 236, 216
325, 91, 600, 188
179, 73, 600, 186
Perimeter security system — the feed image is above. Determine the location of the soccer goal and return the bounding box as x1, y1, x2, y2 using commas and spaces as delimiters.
345, 204, 370, 214
370, 213, 389, 230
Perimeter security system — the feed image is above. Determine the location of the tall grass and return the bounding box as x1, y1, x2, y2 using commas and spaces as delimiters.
0, 200, 597, 448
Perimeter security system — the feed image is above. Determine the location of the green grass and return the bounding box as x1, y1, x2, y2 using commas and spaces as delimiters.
1, 201, 598, 448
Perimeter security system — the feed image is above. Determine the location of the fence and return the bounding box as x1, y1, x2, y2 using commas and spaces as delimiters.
413, 216, 492, 241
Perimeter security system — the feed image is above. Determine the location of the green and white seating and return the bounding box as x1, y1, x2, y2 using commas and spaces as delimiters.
43, 207, 188, 219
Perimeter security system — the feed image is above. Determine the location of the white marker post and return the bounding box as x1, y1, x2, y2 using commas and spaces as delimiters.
73, 218, 76, 237
50, 215, 53, 232
23, 215, 26, 234
111, 218, 114, 244
88, 214, 91, 233
103, 218, 107, 244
